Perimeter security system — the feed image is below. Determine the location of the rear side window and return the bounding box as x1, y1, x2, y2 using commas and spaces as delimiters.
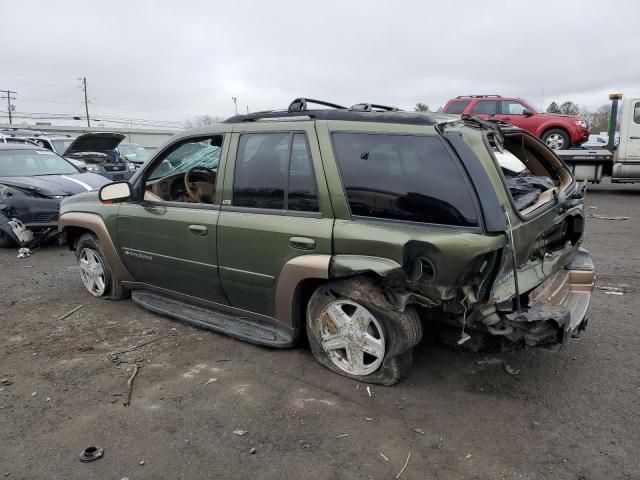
332, 133, 478, 226
634, 102, 640, 124
233, 132, 319, 212
471, 100, 498, 115
445, 100, 470, 114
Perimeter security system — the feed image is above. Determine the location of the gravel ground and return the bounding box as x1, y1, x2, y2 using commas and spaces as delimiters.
0, 182, 639, 480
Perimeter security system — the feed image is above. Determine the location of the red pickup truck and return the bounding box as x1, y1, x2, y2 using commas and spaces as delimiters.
442, 95, 589, 149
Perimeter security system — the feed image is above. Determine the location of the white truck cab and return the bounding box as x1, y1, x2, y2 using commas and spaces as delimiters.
556, 94, 640, 183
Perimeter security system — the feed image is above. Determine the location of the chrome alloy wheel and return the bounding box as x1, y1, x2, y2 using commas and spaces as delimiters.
545, 133, 565, 149
78, 248, 106, 297
319, 300, 386, 376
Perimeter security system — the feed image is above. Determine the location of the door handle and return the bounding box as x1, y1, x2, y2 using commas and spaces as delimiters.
289, 236, 316, 250
188, 224, 208, 236
630, 136, 640, 140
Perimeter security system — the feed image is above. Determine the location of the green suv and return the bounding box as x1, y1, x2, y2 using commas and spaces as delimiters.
59, 98, 594, 385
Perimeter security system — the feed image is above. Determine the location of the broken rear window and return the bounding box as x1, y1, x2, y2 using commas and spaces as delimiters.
332, 133, 478, 227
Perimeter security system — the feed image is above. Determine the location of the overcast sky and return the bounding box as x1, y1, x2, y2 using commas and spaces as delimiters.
1, 0, 639, 128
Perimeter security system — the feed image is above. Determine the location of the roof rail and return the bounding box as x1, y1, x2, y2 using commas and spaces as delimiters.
455, 95, 502, 99
288, 98, 346, 112
349, 103, 398, 112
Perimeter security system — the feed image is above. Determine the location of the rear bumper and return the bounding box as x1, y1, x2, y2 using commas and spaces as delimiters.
501, 248, 594, 346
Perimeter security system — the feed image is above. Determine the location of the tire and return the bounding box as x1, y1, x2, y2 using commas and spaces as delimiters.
542, 129, 570, 150
0, 230, 16, 248
306, 277, 422, 386
75, 233, 129, 300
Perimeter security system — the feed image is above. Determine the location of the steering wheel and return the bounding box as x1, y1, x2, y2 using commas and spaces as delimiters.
184, 166, 216, 203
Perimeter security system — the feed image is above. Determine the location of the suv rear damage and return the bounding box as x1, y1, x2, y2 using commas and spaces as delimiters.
58, 98, 594, 385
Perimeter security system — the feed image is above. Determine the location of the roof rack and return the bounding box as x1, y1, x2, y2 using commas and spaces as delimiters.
455, 95, 503, 99
288, 98, 346, 112
223, 98, 438, 126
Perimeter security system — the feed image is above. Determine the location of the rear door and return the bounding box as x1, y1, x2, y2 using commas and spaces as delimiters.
216, 122, 333, 318
469, 100, 499, 119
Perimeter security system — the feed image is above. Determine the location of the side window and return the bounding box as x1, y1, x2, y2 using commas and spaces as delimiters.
471, 100, 498, 115
500, 101, 527, 115
145, 136, 223, 204
332, 133, 478, 227
634, 102, 640, 124
445, 100, 470, 114
233, 132, 319, 212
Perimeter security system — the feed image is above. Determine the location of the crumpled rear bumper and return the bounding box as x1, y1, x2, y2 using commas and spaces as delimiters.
502, 248, 594, 346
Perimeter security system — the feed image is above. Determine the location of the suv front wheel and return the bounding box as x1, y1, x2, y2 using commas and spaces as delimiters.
306, 277, 422, 385
542, 128, 570, 150
75, 233, 129, 300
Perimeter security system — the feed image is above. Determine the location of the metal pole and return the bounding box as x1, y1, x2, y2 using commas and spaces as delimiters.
83, 77, 91, 127
232, 97, 238, 115
607, 93, 622, 151
1, 90, 17, 124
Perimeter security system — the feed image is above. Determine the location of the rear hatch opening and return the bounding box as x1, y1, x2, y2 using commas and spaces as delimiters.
496, 131, 573, 215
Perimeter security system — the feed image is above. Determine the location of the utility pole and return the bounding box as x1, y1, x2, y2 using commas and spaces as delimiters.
1, 89, 17, 124
82, 77, 91, 127
232, 97, 238, 115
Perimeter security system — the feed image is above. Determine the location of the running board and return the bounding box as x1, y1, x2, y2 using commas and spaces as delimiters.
131, 290, 294, 348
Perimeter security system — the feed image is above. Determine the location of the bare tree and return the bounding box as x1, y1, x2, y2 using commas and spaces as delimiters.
184, 114, 223, 128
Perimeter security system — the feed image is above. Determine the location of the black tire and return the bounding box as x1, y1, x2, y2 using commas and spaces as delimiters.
0, 230, 16, 248
75, 233, 129, 300
306, 277, 422, 386
542, 128, 570, 150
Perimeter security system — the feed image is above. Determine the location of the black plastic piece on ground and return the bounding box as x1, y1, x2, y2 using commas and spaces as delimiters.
79, 446, 104, 462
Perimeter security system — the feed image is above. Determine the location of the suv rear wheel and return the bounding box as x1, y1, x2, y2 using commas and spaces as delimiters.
75, 233, 128, 300
306, 277, 422, 385
542, 128, 570, 150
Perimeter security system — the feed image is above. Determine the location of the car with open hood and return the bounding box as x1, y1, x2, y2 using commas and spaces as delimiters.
62, 132, 136, 181
58, 98, 594, 385
0, 144, 108, 248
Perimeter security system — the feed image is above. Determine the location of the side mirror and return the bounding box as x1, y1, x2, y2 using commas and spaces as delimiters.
99, 181, 131, 204
522, 109, 534, 117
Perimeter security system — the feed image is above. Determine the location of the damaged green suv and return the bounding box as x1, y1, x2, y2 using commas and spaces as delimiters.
59, 98, 594, 385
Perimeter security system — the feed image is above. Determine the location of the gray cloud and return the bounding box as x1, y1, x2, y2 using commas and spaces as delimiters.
1, 0, 638, 127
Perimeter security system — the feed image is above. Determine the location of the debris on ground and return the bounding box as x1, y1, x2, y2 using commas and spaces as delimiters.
411, 428, 425, 435
379, 453, 389, 462
123, 365, 139, 407
57, 304, 85, 321
233, 430, 248, 436
0, 378, 12, 386
503, 362, 520, 376
78, 446, 104, 462
475, 357, 503, 366
395, 451, 411, 479
596, 284, 629, 294
587, 206, 598, 210
588, 213, 630, 221
17, 248, 31, 259
604, 291, 625, 296
139, 460, 145, 465
465, 453, 472, 459
203, 378, 218, 385
365, 417, 373, 421
107, 335, 171, 364
366, 386, 372, 397
249, 447, 256, 454
336, 433, 349, 438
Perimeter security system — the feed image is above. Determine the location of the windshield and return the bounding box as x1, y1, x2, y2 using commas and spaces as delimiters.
148, 143, 221, 181
51, 138, 74, 154
0, 149, 79, 176
119, 144, 150, 162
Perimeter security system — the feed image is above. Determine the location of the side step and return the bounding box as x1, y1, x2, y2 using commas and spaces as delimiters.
131, 290, 294, 348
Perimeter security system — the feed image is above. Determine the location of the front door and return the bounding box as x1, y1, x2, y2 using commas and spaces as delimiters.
623, 100, 640, 160
117, 133, 228, 303
217, 124, 333, 319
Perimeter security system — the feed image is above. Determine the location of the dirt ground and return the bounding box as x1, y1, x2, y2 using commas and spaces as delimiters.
1, 182, 639, 480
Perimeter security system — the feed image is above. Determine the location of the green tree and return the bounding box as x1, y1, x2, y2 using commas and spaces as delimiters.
414, 103, 430, 112
559, 101, 580, 116
546, 101, 561, 114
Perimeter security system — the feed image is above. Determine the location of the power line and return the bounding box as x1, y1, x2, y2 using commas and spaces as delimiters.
0, 89, 17, 124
